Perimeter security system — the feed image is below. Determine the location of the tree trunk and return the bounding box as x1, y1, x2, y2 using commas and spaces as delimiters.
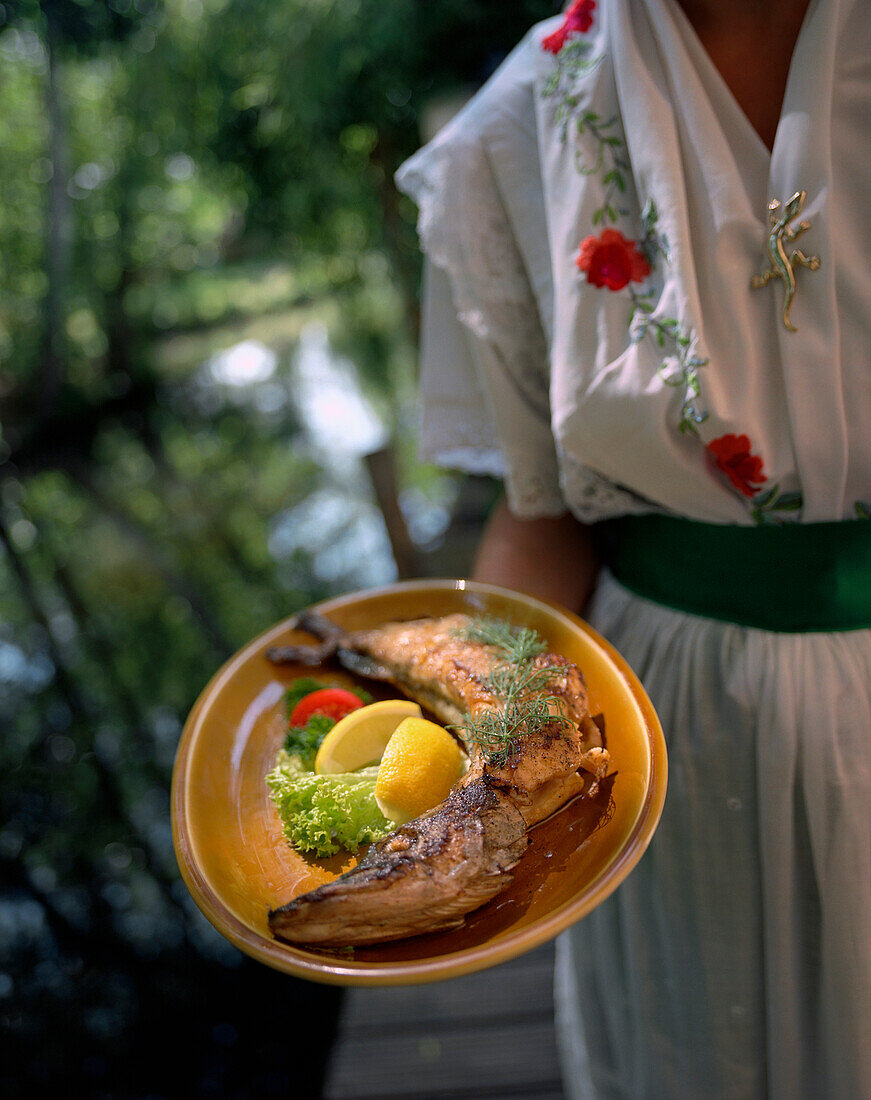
364, 445, 420, 580
42, 13, 73, 412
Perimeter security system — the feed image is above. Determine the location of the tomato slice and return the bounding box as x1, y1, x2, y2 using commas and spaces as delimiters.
288, 688, 364, 727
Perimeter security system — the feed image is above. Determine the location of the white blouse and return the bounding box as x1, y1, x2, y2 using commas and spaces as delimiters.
398, 8, 871, 1097
396, 0, 871, 526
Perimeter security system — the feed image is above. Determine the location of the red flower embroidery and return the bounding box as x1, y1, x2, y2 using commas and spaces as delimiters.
576, 228, 651, 291
542, 0, 596, 54
707, 434, 766, 497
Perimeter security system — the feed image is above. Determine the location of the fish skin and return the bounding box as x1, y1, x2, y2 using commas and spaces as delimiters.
268, 778, 528, 946
266, 612, 609, 946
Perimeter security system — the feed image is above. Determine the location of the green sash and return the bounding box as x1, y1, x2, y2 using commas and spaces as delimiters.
601, 515, 871, 632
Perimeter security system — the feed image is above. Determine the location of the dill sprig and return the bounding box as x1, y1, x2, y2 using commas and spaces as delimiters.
450, 617, 570, 767
456, 616, 548, 664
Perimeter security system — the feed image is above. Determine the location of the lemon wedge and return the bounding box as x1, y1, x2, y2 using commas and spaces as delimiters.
314, 699, 423, 775
374, 716, 467, 825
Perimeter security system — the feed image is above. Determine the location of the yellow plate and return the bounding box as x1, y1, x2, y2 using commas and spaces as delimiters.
171, 579, 667, 986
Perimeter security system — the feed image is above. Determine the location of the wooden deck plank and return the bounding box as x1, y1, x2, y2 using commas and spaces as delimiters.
323, 943, 565, 1099
337, 944, 556, 1033
323, 1018, 563, 1098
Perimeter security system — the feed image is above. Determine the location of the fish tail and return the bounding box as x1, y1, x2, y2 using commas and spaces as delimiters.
266, 610, 347, 665
297, 609, 347, 640
266, 611, 395, 681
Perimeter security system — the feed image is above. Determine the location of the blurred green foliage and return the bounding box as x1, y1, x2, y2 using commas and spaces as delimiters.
0, 0, 556, 1092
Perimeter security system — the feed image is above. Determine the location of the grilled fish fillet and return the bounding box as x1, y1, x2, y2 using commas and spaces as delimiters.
266, 611, 609, 946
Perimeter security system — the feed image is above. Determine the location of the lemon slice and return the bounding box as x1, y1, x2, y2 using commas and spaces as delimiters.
374, 716, 467, 825
314, 699, 423, 775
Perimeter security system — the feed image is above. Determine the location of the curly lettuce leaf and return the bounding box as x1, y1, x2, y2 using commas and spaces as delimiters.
266, 751, 393, 858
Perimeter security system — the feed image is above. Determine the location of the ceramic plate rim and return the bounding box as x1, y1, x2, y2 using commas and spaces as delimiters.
171, 579, 667, 986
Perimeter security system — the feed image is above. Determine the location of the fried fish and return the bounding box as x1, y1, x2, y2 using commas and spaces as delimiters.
266, 611, 609, 946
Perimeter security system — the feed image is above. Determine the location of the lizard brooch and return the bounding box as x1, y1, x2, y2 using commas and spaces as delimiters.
751, 190, 821, 332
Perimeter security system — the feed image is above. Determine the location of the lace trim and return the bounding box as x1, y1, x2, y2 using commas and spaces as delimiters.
420, 444, 505, 481
560, 452, 664, 524
421, 443, 566, 519
397, 139, 535, 341
399, 136, 565, 520
505, 470, 568, 519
